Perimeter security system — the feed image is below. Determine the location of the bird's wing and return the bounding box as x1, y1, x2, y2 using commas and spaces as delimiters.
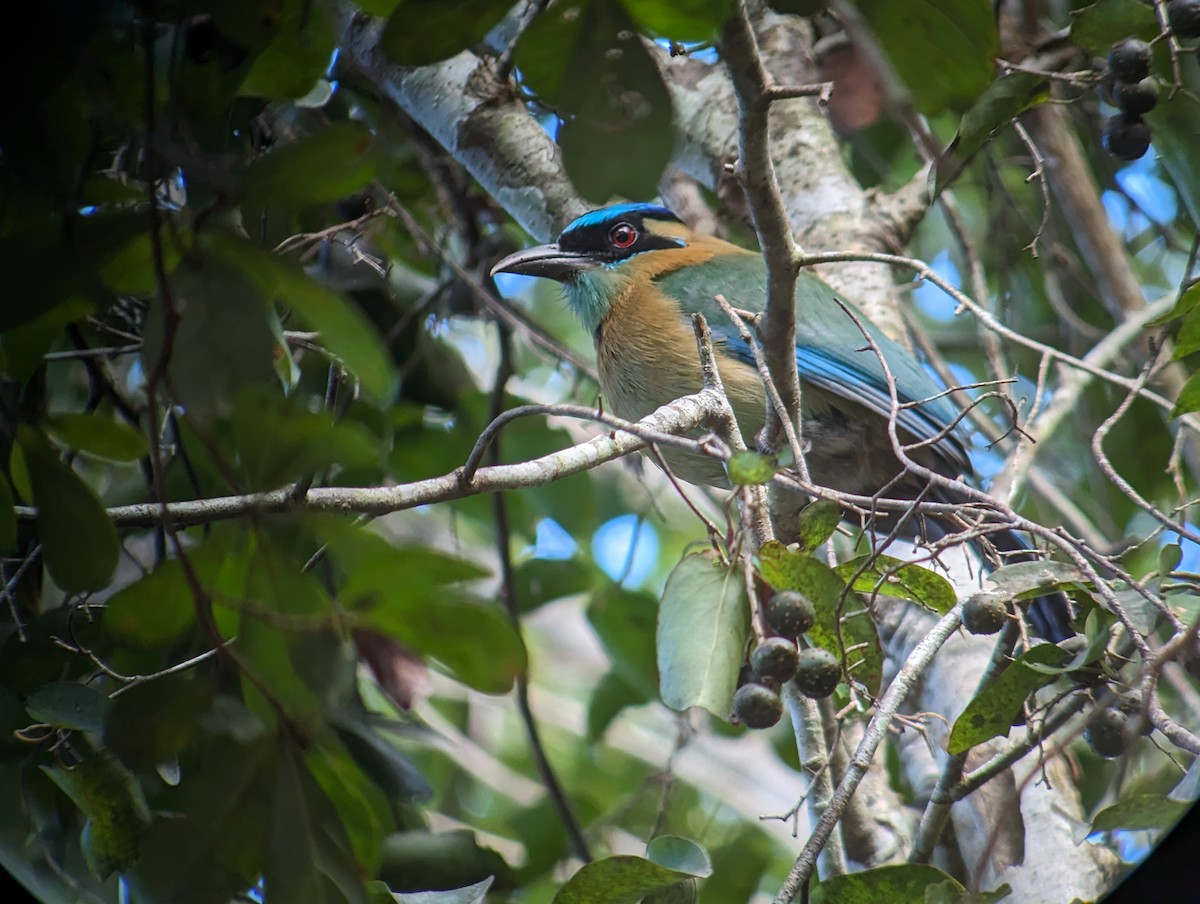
654, 254, 971, 472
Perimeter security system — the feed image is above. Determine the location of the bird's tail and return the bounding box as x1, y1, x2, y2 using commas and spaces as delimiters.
902, 480, 1080, 643
916, 484, 1074, 641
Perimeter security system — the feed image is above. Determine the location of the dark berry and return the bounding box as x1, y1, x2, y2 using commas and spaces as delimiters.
1107, 38, 1152, 83
1103, 114, 1152, 161
1114, 77, 1158, 115
752, 637, 800, 684
1084, 706, 1130, 759
962, 592, 1008, 635
733, 682, 783, 729
765, 590, 816, 639
1168, 0, 1200, 39
793, 647, 841, 699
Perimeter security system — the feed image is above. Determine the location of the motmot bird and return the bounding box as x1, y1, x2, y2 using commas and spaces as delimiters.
491, 203, 1072, 640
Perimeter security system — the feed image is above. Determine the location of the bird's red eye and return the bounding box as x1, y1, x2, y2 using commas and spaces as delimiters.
609, 223, 638, 249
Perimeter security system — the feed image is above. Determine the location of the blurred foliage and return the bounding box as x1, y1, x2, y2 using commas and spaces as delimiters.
0, 0, 1198, 902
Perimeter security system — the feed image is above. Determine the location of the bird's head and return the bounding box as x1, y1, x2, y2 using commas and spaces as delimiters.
491, 203, 690, 333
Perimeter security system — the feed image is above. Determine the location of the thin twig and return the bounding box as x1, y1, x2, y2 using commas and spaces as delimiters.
488, 323, 591, 863
773, 607, 964, 902
1, 546, 41, 642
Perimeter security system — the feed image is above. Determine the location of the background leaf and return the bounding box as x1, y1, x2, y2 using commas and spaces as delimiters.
854, 0, 997, 113
657, 551, 748, 717
47, 413, 149, 462
17, 426, 119, 593
948, 643, 1070, 754
25, 681, 111, 732
557, 0, 674, 202
380, 0, 512, 66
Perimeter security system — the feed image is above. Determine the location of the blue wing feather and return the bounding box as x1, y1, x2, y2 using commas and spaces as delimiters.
655, 254, 970, 472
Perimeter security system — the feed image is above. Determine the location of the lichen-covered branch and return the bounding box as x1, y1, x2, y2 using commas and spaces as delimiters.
332, 1, 586, 241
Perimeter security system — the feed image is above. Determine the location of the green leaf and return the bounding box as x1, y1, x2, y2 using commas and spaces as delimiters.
291, 631, 359, 710
835, 555, 957, 614
1171, 370, 1200, 418
515, 557, 592, 612
657, 551, 748, 717
759, 542, 882, 693
0, 212, 143, 331
230, 390, 381, 489
727, 450, 778, 485
0, 297, 92, 382
240, 1, 337, 100
315, 517, 490, 585
380, 830, 511, 894
984, 560, 1089, 600
380, 0, 512, 66
948, 643, 1070, 754
308, 739, 396, 876
1068, 0, 1159, 54
47, 413, 149, 462
106, 533, 251, 647
357, 0, 403, 14
25, 681, 111, 732
811, 863, 967, 904
587, 669, 646, 741
331, 712, 433, 804
794, 499, 842, 552
264, 746, 369, 904
206, 230, 397, 403
552, 853, 708, 904
1090, 794, 1190, 833
588, 586, 660, 698
234, 566, 343, 723
103, 674, 215, 772
854, 0, 997, 114
1147, 79, 1200, 231
43, 751, 151, 880
1025, 609, 1109, 675
389, 878, 494, 903
239, 121, 378, 208
9, 441, 31, 503
129, 736, 278, 903
935, 72, 1048, 197
623, 0, 732, 41
315, 519, 520, 693
17, 426, 119, 593
100, 231, 183, 295
105, 558, 197, 647
0, 473, 16, 553
1173, 307, 1200, 360
645, 836, 712, 878
558, 0, 674, 202
514, 0, 587, 99
1148, 280, 1200, 328
1160, 542, 1184, 577
362, 593, 526, 694
141, 253, 280, 424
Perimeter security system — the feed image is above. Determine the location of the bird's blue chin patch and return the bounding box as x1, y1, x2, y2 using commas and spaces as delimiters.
565, 269, 630, 335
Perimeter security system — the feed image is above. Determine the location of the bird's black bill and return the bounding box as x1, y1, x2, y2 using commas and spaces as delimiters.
490, 244, 598, 282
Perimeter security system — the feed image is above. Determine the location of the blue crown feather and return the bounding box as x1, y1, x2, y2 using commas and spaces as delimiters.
562, 203, 681, 236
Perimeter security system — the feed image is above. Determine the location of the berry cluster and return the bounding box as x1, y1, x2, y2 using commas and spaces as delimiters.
1100, 3, 1200, 162
1103, 39, 1155, 161
732, 590, 842, 730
